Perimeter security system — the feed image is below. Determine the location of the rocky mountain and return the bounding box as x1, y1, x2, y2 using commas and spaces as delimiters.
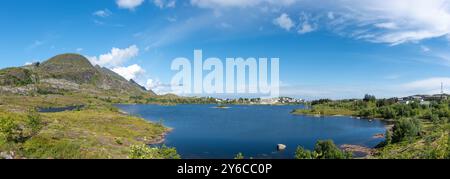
0, 53, 155, 96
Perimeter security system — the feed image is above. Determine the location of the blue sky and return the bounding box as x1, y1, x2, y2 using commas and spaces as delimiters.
1, 0, 450, 99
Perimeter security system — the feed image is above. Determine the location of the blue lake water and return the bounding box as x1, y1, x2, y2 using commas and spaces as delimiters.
116, 104, 387, 159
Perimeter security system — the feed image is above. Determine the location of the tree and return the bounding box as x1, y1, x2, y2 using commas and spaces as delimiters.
158, 145, 181, 159
295, 147, 315, 159
295, 140, 352, 159
392, 118, 422, 143
314, 140, 352, 159
129, 144, 180, 159
311, 99, 332, 106
363, 94, 376, 103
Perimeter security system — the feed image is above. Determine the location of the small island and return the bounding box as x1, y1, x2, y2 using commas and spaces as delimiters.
213, 104, 231, 109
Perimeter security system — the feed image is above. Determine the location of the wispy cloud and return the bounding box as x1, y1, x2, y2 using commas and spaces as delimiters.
26, 40, 44, 50
93, 9, 112, 17
189, 0, 450, 45
153, 0, 176, 9
297, 12, 317, 34
400, 77, 450, 94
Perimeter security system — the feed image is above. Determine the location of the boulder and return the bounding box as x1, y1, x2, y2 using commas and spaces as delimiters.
277, 144, 287, 151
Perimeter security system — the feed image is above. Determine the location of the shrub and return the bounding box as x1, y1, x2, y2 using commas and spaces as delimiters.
314, 140, 352, 159
392, 118, 422, 143
158, 145, 181, 159
23, 137, 84, 159
295, 147, 315, 159
295, 140, 352, 159
26, 110, 43, 135
234, 153, 244, 159
129, 144, 180, 159
0, 116, 20, 142
363, 94, 376, 103
385, 130, 393, 145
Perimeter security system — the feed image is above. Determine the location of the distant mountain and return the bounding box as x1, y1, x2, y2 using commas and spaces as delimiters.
0, 53, 155, 96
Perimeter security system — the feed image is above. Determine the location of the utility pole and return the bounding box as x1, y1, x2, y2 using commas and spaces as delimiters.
442, 82, 444, 94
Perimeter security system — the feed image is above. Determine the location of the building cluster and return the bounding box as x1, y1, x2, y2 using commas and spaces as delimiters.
213, 97, 304, 105
398, 94, 448, 105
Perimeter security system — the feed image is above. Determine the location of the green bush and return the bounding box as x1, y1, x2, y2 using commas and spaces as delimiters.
0, 116, 20, 143
314, 140, 352, 159
295, 140, 352, 159
234, 153, 244, 159
129, 144, 180, 159
295, 147, 315, 159
385, 129, 393, 145
392, 118, 422, 143
26, 110, 43, 135
23, 137, 85, 159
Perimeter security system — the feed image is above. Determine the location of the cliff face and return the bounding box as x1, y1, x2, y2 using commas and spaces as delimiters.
0, 53, 156, 96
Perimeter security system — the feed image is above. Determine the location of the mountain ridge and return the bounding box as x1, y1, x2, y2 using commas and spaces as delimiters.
0, 53, 156, 96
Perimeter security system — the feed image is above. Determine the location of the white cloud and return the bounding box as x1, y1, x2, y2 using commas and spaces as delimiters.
297, 13, 317, 34
166, 0, 176, 8
326, 0, 450, 45
93, 9, 112, 17
327, 12, 335, 19
421, 45, 431, 52
146, 79, 161, 89
190, 0, 450, 45
374, 22, 398, 30
76, 48, 83, 52
88, 45, 139, 68
401, 77, 450, 94
273, 13, 294, 31
298, 22, 316, 34
154, 0, 164, 8
112, 64, 146, 81
116, 0, 145, 10
146, 79, 176, 94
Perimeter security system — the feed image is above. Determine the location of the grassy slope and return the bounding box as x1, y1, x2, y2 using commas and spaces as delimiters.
292, 101, 450, 159
374, 122, 449, 159
0, 95, 168, 159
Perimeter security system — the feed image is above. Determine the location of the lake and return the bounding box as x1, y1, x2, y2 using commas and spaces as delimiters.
116, 104, 387, 159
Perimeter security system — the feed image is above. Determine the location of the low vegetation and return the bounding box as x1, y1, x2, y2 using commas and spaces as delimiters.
295, 140, 353, 159
0, 94, 178, 159
128, 144, 180, 159
293, 94, 450, 159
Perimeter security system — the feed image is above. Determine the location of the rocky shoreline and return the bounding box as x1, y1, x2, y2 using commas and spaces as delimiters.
340, 144, 376, 157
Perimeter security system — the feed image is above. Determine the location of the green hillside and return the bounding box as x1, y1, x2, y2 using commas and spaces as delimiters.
0, 53, 155, 96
